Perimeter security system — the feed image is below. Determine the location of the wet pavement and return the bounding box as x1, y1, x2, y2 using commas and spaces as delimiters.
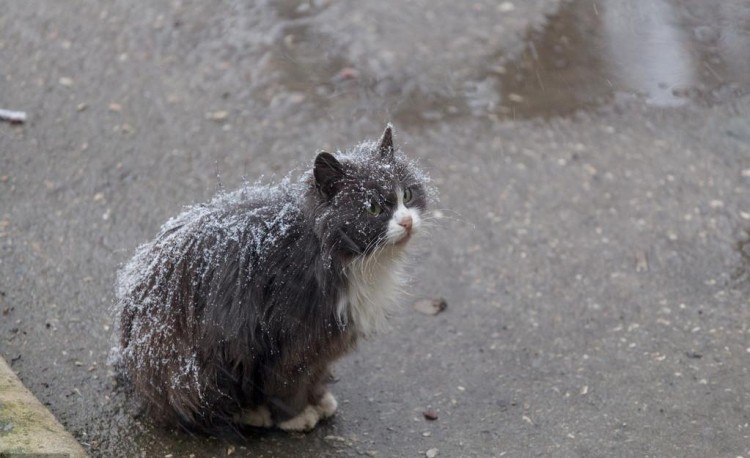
499, 0, 750, 118
2, 0, 750, 456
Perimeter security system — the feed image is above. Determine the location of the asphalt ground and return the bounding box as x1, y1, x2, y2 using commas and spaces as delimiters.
2, 1, 750, 456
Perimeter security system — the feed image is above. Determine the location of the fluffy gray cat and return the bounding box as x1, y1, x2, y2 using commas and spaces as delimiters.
116, 125, 432, 432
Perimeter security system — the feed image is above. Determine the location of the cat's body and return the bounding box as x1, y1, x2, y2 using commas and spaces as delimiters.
116, 126, 430, 432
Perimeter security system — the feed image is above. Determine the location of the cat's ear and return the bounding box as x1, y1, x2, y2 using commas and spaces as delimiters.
314, 151, 346, 198
377, 124, 394, 160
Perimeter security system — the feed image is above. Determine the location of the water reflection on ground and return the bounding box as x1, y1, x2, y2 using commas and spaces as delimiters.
263, 0, 750, 123
498, 0, 750, 118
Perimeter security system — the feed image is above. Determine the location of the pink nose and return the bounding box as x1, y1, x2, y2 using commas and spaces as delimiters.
399, 215, 413, 232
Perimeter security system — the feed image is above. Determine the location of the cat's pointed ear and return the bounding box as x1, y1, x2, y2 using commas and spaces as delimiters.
314, 151, 345, 198
377, 124, 394, 160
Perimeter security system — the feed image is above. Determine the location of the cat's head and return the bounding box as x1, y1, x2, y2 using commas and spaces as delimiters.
309, 125, 430, 259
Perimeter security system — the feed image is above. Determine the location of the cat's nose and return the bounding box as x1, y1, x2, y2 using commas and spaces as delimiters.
399, 215, 413, 232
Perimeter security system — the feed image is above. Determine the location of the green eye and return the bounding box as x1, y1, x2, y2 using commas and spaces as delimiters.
367, 202, 382, 216
403, 187, 413, 203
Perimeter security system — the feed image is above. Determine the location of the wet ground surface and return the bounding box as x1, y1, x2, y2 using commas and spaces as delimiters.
2, 0, 750, 456
500, 0, 750, 118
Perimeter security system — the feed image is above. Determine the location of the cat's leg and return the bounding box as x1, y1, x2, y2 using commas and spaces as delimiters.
234, 405, 273, 428
272, 388, 337, 431
308, 375, 338, 419
264, 357, 336, 431
263, 366, 322, 432
277, 405, 321, 432
314, 391, 338, 419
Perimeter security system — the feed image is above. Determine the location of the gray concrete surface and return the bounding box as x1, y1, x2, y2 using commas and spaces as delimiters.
2, 0, 750, 456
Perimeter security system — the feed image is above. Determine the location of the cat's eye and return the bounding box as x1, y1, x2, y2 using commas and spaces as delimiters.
403, 187, 413, 204
367, 202, 383, 216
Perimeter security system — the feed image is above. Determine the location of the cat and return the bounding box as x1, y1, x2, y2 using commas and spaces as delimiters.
115, 125, 432, 432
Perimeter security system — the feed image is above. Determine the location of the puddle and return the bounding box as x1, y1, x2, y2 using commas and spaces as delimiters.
255, 4, 465, 126
496, 0, 750, 118
258, 0, 750, 124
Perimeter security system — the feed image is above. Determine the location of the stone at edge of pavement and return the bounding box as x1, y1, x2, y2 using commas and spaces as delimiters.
0, 356, 88, 457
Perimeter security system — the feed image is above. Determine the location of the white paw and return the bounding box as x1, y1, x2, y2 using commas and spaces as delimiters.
278, 405, 320, 432
314, 391, 338, 419
234, 405, 273, 428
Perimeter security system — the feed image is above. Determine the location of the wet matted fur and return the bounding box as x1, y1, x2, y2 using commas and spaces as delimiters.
115, 125, 433, 432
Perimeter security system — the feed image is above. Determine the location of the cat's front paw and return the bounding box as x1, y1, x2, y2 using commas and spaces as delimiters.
234, 405, 273, 428
278, 405, 320, 432
314, 391, 338, 419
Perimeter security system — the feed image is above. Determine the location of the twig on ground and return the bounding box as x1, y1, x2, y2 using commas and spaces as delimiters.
0, 108, 27, 124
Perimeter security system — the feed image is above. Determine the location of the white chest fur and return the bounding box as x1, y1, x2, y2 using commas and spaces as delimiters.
338, 246, 406, 337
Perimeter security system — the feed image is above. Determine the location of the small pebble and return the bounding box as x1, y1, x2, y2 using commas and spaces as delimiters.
635, 251, 648, 272
414, 298, 447, 316
324, 435, 347, 442
336, 67, 360, 80
426, 448, 439, 458
206, 110, 229, 121
423, 408, 439, 421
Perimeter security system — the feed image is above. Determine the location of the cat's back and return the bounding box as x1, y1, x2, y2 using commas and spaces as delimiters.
117, 178, 307, 318
160, 178, 304, 250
